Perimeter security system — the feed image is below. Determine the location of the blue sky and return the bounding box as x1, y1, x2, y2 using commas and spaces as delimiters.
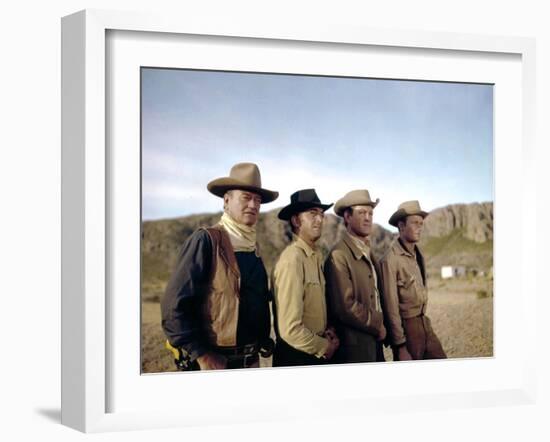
141, 68, 493, 229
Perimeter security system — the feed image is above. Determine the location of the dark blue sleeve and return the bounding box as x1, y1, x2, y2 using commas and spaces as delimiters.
160, 229, 212, 361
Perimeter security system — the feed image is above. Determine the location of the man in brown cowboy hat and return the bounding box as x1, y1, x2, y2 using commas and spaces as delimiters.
272, 189, 340, 366
380, 200, 447, 361
161, 162, 279, 370
324, 189, 387, 364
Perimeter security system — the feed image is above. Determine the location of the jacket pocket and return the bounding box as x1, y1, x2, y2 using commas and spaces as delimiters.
397, 273, 416, 301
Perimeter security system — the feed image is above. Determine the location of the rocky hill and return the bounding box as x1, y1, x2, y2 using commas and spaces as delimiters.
141, 202, 493, 301
420, 202, 493, 277
423, 202, 493, 243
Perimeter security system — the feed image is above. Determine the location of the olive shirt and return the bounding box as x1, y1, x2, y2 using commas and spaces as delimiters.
272, 235, 330, 358
379, 238, 428, 346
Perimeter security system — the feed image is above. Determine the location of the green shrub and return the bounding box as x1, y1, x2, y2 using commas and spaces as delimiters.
476, 290, 489, 299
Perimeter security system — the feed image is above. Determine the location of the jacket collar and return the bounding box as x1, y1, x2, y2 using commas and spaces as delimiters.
392, 237, 423, 260
293, 234, 318, 257
343, 231, 369, 261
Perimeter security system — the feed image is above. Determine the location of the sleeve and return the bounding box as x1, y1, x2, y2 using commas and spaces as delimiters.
160, 229, 212, 361
273, 252, 329, 358
380, 256, 406, 346
324, 251, 383, 336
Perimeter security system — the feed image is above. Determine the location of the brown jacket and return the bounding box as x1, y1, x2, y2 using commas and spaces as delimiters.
379, 239, 428, 346
324, 233, 385, 348
202, 225, 240, 347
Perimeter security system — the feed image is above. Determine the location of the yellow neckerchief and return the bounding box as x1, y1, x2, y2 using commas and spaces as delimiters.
219, 212, 257, 252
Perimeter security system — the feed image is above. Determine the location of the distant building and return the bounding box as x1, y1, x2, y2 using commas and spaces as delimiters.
441, 265, 467, 279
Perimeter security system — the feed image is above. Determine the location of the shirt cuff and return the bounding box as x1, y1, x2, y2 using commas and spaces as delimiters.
312, 335, 330, 358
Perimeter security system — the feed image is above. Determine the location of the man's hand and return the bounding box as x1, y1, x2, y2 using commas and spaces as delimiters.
196, 352, 227, 370
323, 326, 338, 341
322, 328, 340, 360
377, 324, 387, 342
394, 345, 412, 361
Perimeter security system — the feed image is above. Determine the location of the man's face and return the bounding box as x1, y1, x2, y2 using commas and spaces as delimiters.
345, 205, 374, 238
400, 215, 424, 243
293, 207, 325, 244
224, 189, 262, 226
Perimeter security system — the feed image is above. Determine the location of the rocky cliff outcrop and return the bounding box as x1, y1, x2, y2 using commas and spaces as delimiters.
423, 202, 493, 243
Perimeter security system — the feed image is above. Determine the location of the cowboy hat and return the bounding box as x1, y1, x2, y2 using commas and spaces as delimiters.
207, 162, 279, 203
333, 189, 380, 217
278, 189, 333, 221
388, 200, 429, 227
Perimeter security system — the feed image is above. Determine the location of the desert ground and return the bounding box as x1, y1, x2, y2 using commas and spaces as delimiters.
141, 276, 493, 373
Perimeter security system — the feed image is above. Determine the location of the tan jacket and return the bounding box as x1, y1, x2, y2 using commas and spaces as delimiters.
379, 239, 428, 346
272, 235, 329, 358
324, 232, 385, 345
202, 225, 240, 347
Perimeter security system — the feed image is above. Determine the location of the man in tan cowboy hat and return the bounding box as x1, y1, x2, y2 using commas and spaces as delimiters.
324, 189, 387, 364
380, 200, 447, 361
161, 162, 279, 370
272, 189, 340, 366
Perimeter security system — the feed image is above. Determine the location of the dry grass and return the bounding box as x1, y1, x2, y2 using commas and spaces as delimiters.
142, 277, 493, 373
383, 277, 493, 361
427, 277, 493, 358
141, 302, 176, 373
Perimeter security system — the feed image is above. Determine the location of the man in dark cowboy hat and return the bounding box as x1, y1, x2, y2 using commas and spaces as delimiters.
161, 162, 279, 370
379, 200, 447, 361
272, 189, 340, 366
324, 189, 387, 364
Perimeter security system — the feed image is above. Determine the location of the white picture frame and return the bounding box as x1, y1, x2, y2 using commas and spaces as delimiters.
61, 9, 537, 433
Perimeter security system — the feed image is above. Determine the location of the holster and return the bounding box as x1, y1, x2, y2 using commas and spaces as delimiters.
165, 340, 199, 371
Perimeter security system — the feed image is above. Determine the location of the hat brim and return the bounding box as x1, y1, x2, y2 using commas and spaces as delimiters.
207, 178, 279, 204
334, 198, 379, 217
388, 209, 429, 227
278, 202, 334, 221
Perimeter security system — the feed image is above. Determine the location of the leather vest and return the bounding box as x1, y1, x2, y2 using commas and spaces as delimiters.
202, 225, 241, 347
